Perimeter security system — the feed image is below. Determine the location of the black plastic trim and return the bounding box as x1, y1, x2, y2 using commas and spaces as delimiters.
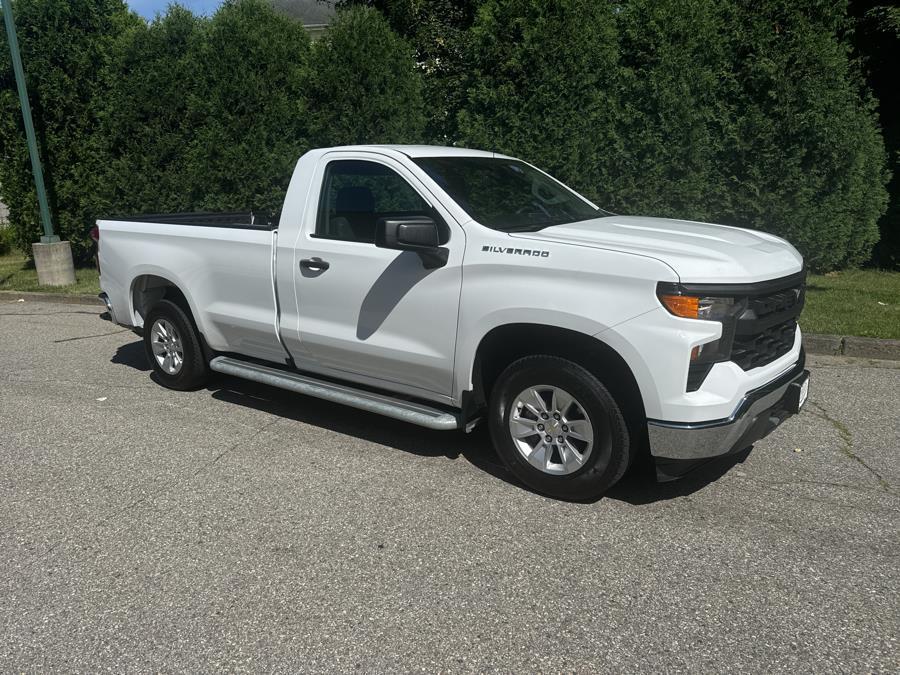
658, 268, 806, 297
102, 211, 277, 230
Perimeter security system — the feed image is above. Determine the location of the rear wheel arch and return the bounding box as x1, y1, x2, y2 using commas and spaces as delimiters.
131, 274, 196, 329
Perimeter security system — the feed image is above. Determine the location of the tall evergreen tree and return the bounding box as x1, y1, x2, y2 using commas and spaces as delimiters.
181, 0, 312, 214
457, 0, 622, 205
100, 5, 203, 216
305, 6, 425, 146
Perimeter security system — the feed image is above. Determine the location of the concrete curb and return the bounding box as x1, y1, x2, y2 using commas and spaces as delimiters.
803, 334, 900, 361
2, 289, 899, 361
0, 290, 103, 306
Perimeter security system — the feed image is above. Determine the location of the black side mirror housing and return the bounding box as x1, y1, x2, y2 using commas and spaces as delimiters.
375, 216, 449, 269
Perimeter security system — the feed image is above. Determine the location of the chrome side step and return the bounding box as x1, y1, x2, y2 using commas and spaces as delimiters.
209, 356, 460, 431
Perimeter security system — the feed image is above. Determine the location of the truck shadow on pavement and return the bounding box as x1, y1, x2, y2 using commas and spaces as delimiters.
112, 339, 751, 505
206, 375, 752, 506
111, 340, 152, 371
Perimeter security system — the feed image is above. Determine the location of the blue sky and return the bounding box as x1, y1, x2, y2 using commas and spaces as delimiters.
127, 1, 225, 19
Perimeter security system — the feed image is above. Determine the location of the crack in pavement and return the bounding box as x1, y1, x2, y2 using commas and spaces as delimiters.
807, 400, 893, 493
1, 374, 158, 391
0, 310, 100, 316
190, 415, 285, 479
764, 478, 899, 498
732, 477, 900, 513
53, 329, 131, 343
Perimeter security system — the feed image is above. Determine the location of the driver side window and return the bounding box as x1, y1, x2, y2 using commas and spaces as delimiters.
315, 160, 431, 243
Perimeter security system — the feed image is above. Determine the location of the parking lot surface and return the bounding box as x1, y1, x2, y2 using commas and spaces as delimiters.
1, 300, 898, 672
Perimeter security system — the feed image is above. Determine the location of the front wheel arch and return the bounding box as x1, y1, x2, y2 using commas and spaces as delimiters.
470, 324, 646, 427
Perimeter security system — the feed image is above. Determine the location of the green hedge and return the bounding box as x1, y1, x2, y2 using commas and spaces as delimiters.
0, 0, 891, 271
455, 0, 889, 271
0, 0, 424, 259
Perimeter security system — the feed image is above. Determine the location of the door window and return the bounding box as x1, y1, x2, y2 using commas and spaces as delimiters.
315, 160, 432, 243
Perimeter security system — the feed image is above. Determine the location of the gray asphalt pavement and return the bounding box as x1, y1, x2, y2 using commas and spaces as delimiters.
1, 299, 898, 672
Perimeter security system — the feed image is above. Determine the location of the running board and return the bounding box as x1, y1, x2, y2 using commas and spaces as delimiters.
209, 356, 460, 431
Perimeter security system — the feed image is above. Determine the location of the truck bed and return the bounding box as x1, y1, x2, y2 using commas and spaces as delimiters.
97, 215, 286, 363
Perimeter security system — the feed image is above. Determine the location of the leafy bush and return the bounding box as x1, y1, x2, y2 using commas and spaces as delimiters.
98, 5, 205, 216
457, 0, 622, 205
305, 6, 425, 146
457, 0, 889, 271
179, 0, 312, 214
0, 225, 15, 255
337, 0, 481, 142
0, 0, 138, 260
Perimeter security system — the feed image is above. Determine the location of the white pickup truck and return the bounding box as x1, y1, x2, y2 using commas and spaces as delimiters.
98, 145, 809, 500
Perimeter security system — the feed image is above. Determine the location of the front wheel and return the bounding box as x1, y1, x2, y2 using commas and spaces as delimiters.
143, 299, 209, 391
488, 356, 631, 500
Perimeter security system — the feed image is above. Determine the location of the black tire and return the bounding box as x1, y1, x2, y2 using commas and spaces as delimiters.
143, 299, 209, 391
488, 355, 631, 500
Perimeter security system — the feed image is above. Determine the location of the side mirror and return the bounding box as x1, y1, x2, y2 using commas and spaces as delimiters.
375, 216, 449, 269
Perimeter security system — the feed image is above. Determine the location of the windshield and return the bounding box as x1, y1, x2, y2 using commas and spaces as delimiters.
413, 156, 604, 232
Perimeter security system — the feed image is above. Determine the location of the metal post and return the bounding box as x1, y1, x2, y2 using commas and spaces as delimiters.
2, 0, 57, 243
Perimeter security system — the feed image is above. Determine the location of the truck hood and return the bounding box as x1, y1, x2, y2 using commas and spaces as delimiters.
511, 215, 803, 283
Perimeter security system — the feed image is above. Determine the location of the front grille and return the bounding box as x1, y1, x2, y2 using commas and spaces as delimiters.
730, 280, 805, 371
731, 319, 797, 370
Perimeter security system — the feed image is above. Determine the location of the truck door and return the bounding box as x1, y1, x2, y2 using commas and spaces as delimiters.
288, 153, 463, 400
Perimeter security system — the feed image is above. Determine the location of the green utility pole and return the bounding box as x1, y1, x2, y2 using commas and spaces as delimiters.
2, 0, 57, 243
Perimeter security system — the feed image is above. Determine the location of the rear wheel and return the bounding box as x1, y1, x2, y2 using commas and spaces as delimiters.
488, 355, 631, 500
143, 299, 208, 390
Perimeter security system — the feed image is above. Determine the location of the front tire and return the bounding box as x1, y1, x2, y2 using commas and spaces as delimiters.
488, 355, 631, 500
143, 299, 209, 390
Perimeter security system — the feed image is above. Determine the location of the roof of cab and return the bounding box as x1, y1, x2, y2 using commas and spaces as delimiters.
317, 144, 507, 159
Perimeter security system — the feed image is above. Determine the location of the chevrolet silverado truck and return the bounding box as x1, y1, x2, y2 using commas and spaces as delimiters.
97, 145, 809, 500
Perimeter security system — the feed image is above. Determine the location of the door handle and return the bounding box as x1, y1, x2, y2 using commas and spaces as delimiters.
300, 257, 330, 271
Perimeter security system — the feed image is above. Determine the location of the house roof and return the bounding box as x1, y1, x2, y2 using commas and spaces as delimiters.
270, 0, 336, 26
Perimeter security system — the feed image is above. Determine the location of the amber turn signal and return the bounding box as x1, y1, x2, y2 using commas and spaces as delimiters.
658, 294, 699, 319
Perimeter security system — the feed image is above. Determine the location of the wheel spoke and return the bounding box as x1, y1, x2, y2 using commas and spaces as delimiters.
566, 420, 592, 441
529, 388, 548, 413
563, 439, 585, 468
151, 339, 166, 356
552, 388, 574, 417
511, 417, 537, 438
528, 443, 549, 470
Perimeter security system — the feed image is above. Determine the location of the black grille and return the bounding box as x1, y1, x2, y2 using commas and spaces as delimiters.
730, 281, 805, 370
731, 319, 797, 369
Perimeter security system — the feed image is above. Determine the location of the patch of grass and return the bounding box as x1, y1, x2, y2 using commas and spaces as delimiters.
802, 269, 900, 339
0, 251, 100, 295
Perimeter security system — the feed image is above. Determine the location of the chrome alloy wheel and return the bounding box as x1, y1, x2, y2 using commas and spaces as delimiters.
150, 318, 184, 375
508, 385, 594, 475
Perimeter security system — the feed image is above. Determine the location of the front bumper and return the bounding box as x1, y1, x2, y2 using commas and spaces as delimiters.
647, 355, 809, 462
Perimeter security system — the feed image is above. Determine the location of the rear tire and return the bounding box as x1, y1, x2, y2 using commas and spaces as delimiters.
143, 299, 209, 390
488, 355, 631, 500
